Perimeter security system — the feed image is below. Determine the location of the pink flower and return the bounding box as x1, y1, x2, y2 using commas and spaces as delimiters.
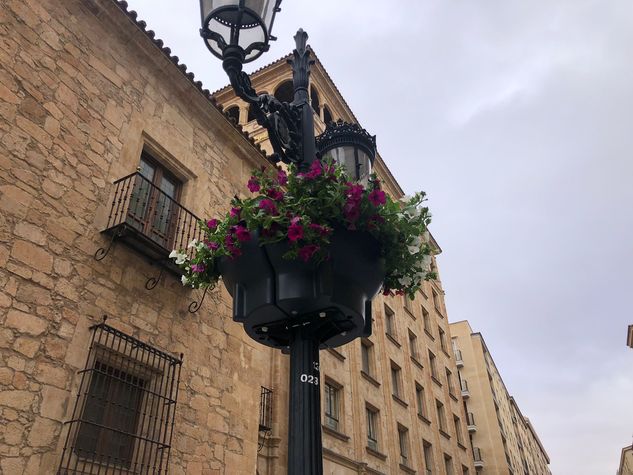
247, 176, 260, 193
207, 218, 219, 230
288, 221, 304, 242
204, 239, 219, 250
230, 207, 241, 219
235, 225, 251, 242
277, 170, 288, 185
267, 188, 285, 201
258, 199, 278, 216
346, 183, 364, 200
368, 189, 386, 206
191, 263, 205, 273
298, 244, 320, 262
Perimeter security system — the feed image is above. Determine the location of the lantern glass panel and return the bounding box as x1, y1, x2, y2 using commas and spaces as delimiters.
327, 146, 356, 179
357, 149, 372, 182
201, 0, 277, 61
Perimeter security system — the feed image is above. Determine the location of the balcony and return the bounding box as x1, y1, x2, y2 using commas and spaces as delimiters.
461, 379, 470, 399
454, 349, 464, 367
467, 412, 477, 432
96, 172, 204, 287
473, 447, 484, 469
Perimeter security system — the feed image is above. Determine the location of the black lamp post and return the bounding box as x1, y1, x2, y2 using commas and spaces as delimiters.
199, 2, 381, 474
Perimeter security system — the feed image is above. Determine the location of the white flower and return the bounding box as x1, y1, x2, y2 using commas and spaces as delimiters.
422, 230, 430, 243
421, 254, 432, 271
187, 239, 199, 249
169, 250, 188, 265
398, 275, 412, 287
408, 245, 419, 255
181, 275, 189, 285
399, 194, 412, 203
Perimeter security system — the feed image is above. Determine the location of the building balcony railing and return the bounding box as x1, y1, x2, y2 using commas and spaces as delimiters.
460, 379, 470, 399
467, 412, 477, 432
95, 172, 204, 288
454, 349, 464, 367
473, 447, 484, 468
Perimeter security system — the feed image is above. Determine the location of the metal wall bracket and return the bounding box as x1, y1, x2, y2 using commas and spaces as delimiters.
145, 267, 164, 290
94, 227, 125, 261
188, 286, 209, 313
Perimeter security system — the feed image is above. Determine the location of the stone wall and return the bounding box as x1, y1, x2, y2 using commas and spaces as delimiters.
0, 1, 275, 473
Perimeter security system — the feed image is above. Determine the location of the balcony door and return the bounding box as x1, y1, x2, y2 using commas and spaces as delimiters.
128, 153, 181, 250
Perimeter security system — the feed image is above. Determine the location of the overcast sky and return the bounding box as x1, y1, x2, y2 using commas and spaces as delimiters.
125, 1, 633, 473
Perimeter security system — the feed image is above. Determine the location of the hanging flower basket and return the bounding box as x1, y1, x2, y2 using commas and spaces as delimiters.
170, 160, 435, 348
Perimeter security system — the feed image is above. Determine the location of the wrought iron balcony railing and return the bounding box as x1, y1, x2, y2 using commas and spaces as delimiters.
95, 172, 204, 290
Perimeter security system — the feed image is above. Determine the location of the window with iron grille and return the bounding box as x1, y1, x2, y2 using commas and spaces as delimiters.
259, 386, 273, 431
58, 320, 182, 474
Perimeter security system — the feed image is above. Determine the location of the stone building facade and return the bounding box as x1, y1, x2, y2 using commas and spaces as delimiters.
449, 321, 551, 475
1, 0, 475, 474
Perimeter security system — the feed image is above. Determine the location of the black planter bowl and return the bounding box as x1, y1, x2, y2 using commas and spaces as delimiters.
218, 228, 385, 349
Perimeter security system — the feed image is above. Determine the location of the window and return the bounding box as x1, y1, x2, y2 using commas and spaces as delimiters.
129, 152, 182, 249
58, 321, 182, 473
403, 295, 413, 315
446, 368, 455, 395
366, 406, 379, 450
360, 339, 373, 376
408, 330, 419, 360
462, 465, 469, 475
323, 105, 333, 124
259, 386, 273, 431
225, 105, 240, 124
273, 80, 294, 103
432, 289, 442, 315
390, 362, 402, 398
444, 454, 454, 475
384, 304, 396, 339
429, 350, 438, 380
453, 415, 464, 444
438, 327, 447, 352
422, 306, 431, 335
436, 400, 447, 432
310, 85, 320, 113
74, 361, 145, 466
423, 440, 434, 474
397, 425, 410, 466
324, 381, 341, 431
415, 383, 427, 418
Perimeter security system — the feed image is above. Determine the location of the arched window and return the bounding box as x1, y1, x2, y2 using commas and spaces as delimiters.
225, 105, 240, 124
310, 85, 320, 113
274, 80, 294, 104
247, 104, 257, 122
323, 105, 333, 125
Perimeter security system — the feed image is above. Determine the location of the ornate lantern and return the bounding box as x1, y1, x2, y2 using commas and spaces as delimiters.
199, 0, 282, 63
316, 119, 377, 182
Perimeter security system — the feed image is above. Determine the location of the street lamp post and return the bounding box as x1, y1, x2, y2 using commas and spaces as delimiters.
199, 2, 380, 474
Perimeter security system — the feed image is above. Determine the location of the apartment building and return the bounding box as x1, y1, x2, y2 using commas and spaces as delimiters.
627, 325, 632, 349
449, 321, 551, 475
0, 0, 474, 473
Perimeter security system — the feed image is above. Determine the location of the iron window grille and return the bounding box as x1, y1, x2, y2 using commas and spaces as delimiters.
58, 320, 183, 474
259, 386, 273, 432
